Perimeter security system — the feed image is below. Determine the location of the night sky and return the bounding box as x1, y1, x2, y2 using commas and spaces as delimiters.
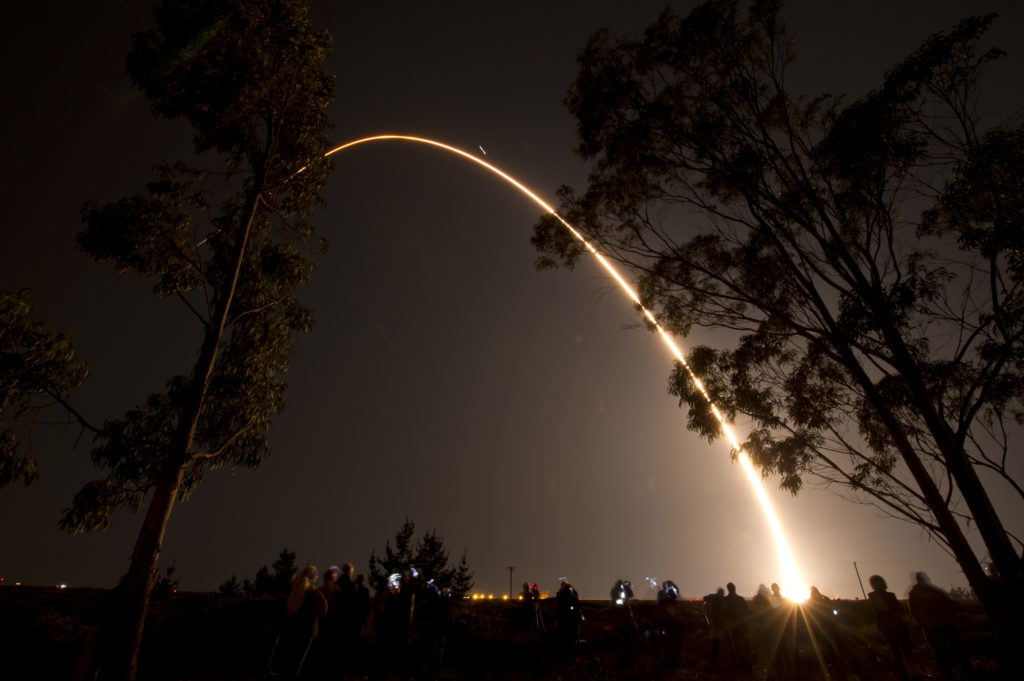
2, 1, 1022, 600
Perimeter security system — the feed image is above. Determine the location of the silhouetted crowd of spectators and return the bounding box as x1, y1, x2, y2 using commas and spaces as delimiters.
603, 572, 980, 680
265, 563, 450, 680
260, 562, 983, 681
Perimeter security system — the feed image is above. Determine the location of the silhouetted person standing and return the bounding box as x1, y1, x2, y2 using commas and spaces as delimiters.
348, 572, 371, 672
908, 571, 976, 681
611, 579, 637, 668
417, 580, 450, 674
768, 582, 797, 677
529, 582, 544, 632
337, 562, 356, 661
556, 580, 582, 663
518, 582, 531, 632
272, 565, 328, 680
868, 574, 914, 681
724, 582, 752, 668
655, 580, 684, 668
805, 585, 851, 677
704, 587, 728, 667
372, 573, 406, 677
749, 583, 774, 672
310, 565, 343, 678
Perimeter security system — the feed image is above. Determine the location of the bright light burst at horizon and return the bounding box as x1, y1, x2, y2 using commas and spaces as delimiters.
324, 134, 809, 601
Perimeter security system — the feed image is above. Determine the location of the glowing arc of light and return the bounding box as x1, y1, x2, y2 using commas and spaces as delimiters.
325, 135, 808, 600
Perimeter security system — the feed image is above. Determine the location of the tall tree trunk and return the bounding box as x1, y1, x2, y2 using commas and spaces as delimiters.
105, 459, 188, 680
886, 336, 1022, 581
875, 323, 1024, 666
842, 341, 1022, 671
103, 175, 265, 681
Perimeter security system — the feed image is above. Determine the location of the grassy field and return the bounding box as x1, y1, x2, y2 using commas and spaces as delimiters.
0, 585, 1006, 680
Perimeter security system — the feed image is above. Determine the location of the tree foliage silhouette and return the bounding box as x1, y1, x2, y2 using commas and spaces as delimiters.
369, 516, 416, 586
45, 1, 335, 678
533, 0, 1023, 656
217, 546, 295, 597
369, 518, 475, 597
0, 288, 89, 487
450, 549, 475, 598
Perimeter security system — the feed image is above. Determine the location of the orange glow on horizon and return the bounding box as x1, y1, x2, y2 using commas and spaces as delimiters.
325, 135, 809, 600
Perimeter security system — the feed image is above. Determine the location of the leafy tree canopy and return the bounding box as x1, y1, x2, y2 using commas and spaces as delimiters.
61, 0, 335, 534
0, 288, 89, 487
533, 0, 1023, 649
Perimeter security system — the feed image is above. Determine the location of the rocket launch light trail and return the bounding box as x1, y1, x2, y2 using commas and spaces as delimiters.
325, 135, 809, 600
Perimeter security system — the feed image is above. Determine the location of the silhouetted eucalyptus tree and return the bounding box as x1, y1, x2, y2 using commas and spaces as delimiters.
55, 1, 334, 678
0, 287, 89, 487
533, 0, 1023, 656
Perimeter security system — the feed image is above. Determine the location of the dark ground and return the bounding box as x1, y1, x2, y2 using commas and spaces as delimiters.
0, 585, 1007, 680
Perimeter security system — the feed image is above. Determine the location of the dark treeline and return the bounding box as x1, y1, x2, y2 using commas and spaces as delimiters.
217, 548, 300, 599
215, 519, 474, 600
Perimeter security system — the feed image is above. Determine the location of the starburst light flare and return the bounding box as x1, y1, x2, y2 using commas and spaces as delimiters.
325, 134, 809, 600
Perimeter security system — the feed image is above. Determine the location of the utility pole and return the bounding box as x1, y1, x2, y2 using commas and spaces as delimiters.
853, 561, 868, 599
507, 566, 516, 601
